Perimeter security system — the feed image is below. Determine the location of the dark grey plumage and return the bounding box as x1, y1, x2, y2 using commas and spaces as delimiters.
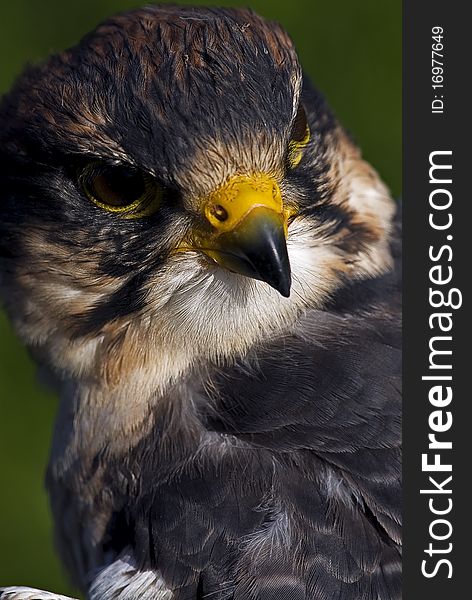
0, 5, 401, 600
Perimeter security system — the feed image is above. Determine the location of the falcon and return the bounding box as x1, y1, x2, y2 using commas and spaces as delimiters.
0, 5, 401, 600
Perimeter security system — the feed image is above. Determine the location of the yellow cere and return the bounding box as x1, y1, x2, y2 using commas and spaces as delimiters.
204, 173, 287, 234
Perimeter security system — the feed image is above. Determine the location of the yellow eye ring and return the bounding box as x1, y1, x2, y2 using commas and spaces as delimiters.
288, 103, 310, 168
288, 126, 310, 168
80, 163, 162, 219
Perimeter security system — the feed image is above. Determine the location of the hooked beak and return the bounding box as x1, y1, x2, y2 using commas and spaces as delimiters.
196, 174, 292, 297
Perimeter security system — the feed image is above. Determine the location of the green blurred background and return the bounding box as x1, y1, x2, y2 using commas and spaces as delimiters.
0, 0, 400, 594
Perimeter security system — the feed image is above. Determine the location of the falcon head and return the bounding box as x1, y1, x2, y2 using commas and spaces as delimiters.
0, 5, 395, 389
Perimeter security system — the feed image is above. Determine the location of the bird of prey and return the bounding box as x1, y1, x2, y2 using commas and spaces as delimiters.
0, 5, 401, 600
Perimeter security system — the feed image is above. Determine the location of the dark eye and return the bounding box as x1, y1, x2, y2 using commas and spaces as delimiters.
288, 103, 310, 168
80, 163, 162, 218
291, 103, 309, 143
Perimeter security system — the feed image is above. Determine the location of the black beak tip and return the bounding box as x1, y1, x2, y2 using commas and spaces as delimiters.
270, 273, 292, 298
214, 208, 293, 298
279, 285, 292, 298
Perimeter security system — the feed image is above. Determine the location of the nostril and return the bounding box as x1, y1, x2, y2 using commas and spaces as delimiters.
210, 204, 229, 222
